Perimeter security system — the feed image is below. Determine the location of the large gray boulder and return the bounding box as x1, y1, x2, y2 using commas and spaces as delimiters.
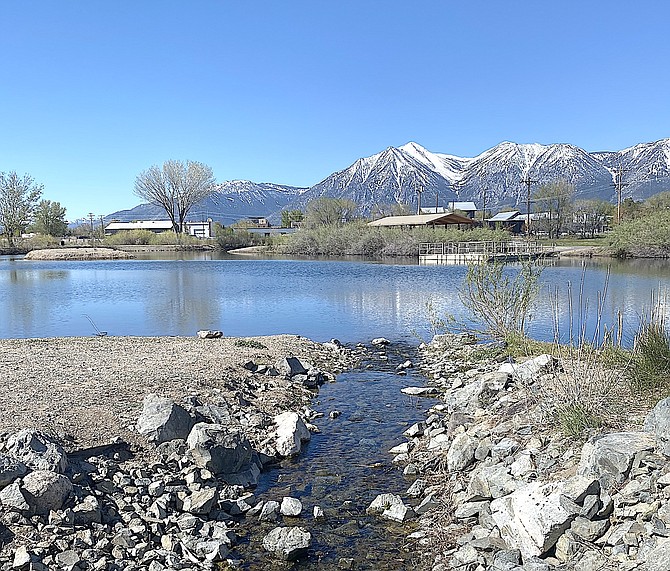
136, 394, 195, 444
262, 526, 311, 561
645, 397, 670, 456
21, 470, 73, 515
275, 356, 309, 378
6, 429, 68, 473
644, 539, 670, 571
274, 412, 311, 457
577, 432, 655, 491
186, 423, 261, 486
490, 480, 577, 558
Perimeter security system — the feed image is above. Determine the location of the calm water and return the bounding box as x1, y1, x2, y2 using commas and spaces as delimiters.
1, 253, 670, 344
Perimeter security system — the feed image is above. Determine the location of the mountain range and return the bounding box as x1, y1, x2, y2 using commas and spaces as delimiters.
107, 138, 670, 223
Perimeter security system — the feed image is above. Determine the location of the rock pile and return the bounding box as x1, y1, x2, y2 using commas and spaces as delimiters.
0, 353, 336, 569
381, 333, 670, 571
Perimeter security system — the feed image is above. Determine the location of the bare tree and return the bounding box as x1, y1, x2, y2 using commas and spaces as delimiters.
134, 160, 216, 232
533, 180, 575, 238
0, 172, 43, 247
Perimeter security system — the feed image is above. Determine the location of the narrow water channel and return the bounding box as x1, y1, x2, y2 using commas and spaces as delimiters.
239, 342, 436, 569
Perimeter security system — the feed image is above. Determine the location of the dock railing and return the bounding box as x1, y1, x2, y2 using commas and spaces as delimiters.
418, 241, 553, 257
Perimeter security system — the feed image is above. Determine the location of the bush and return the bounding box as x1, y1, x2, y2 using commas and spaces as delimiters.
631, 311, 670, 392
275, 222, 511, 257
609, 210, 670, 257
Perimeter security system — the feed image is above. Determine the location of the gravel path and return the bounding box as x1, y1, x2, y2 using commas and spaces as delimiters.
0, 335, 342, 450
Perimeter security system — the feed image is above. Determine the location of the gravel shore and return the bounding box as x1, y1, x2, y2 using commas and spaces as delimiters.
0, 335, 347, 451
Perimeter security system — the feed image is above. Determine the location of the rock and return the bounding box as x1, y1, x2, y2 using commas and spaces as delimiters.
313, 506, 324, 519
275, 356, 308, 377
274, 412, 311, 457
329, 410, 341, 419
259, 500, 280, 522
643, 539, 670, 571
406, 479, 427, 497
445, 378, 484, 412
498, 354, 555, 382
400, 386, 440, 397
570, 516, 610, 541
447, 433, 478, 472
72, 495, 102, 525
21, 470, 73, 515
186, 423, 261, 486
577, 432, 656, 491
54, 550, 80, 568
382, 502, 415, 522
0, 454, 27, 489
6, 429, 68, 473
262, 526, 311, 561
280, 496, 303, 517
466, 464, 517, 501
490, 481, 578, 558
180, 486, 218, 515
12, 546, 31, 569
195, 539, 229, 562
196, 403, 232, 425
0, 482, 29, 512
366, 493, 404, 515
645, 398, 670, 456
371, 337, 390, 346
197, 330, 223, 339
136, 394, 195, 444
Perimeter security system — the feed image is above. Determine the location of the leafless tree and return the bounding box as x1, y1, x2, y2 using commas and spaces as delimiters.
0, 172, 43, 247
134, 160, 216, 232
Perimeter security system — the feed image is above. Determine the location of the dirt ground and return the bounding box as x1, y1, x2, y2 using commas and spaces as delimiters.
0, 334, 345, 451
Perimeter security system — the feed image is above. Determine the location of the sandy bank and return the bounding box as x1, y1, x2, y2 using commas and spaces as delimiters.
24, 247, 134, 260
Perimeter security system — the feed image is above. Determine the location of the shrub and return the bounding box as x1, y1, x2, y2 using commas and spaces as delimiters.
631, 303, 670, 392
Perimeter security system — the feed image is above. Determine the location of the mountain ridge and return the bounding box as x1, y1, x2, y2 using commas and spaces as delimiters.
106, 138, 670, 223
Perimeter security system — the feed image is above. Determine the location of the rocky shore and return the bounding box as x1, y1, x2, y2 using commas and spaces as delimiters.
373, 333, 670, 570
0, 334, 356, 569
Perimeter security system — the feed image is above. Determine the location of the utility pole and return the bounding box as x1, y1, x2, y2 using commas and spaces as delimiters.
481, 187, 488, 225
611, 166, 629, 224
520, 175, 537, 237
88, 212, 95, 244
415, 181, 424, 215
99, 215, 105, 239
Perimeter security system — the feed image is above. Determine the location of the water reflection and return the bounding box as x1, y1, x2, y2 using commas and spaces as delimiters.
1, 255, 669, 345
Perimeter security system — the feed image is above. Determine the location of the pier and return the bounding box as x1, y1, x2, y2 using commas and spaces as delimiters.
418, 241, 556, 265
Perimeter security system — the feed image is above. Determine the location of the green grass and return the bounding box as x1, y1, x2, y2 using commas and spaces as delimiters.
234, 338, 267, 350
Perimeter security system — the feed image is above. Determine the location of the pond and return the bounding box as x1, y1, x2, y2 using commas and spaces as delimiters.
1, 253, 669, 345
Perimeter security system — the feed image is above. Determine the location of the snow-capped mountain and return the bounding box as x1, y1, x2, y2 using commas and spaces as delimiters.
106, 181, 308, 225
108, 139, 670, 224
289, 139, 670, 215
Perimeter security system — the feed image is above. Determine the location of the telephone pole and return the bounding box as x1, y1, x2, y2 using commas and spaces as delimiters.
520, 175, 537, 237
611, 166, 629, 224
88, 213, 95, 244
481, 187, 488, 224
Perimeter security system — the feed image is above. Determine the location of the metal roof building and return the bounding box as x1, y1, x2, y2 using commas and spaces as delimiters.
368, 212, 475, 228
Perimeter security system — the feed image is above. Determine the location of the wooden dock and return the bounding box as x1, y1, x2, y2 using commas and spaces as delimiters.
418, 241, 556, 265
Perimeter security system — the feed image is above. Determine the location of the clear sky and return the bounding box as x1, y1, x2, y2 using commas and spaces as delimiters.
1, 1, 668, 220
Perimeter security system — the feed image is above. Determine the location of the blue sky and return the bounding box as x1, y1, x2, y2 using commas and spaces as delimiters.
1, 1, 668, 220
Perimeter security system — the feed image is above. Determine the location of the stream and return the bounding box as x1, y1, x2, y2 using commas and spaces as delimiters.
238, 342, 436, 569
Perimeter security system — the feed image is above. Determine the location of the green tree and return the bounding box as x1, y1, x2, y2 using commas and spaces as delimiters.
532, 180, 575, 238
134, 160, 216, 233
0, 172, 43, 247
281, 209, 304, 228
571, 199, 612, 238
303, 198, 357, 228
644, 191, 670, 211
30, 200, 68, 237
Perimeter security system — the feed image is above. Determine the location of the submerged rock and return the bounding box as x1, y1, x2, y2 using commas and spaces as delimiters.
262, 526, 311, 560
